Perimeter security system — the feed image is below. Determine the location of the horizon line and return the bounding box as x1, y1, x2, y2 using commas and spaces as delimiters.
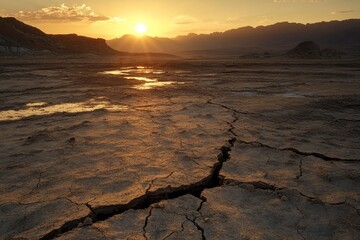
1, 16, 359, 41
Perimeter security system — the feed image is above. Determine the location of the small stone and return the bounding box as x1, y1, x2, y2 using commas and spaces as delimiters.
83, 217, 93, 226
77, 223, 83, 228
204, 217, 210, 222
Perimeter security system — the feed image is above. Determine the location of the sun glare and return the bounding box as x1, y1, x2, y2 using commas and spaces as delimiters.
135, 23, 147, 35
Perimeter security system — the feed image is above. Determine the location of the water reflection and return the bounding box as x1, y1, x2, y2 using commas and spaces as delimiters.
124, 76, 156, 82
26, 102, 47, 107
99, 66, 156, 76
137, 82, 181, 90
0, 97, 127, 121
99, 66, 184, 90
124, 76, 182, 90
100, 70, 130, 76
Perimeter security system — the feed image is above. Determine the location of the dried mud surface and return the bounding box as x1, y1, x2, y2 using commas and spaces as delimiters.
0, 56, 359, 239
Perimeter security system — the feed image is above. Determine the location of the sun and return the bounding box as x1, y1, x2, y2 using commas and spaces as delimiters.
135, 23, 147, 35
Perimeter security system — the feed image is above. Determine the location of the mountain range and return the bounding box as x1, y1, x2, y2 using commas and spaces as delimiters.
108, 19, 360, 54
1, 17, 360, 56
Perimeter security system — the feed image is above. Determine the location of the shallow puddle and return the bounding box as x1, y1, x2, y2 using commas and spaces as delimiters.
100, 67, 184, 90
99, 66, 160, 76
0, 97, 127, 121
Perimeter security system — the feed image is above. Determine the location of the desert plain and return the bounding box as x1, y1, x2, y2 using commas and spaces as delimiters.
0, 56, 359, 239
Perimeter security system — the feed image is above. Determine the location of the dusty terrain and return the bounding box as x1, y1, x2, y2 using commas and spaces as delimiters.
0, 56, 359, 240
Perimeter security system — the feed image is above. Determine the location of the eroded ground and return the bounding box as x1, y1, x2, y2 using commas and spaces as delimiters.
0, 56, 359, 240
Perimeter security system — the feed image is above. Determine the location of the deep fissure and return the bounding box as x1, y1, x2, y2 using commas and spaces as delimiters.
37, 100, 242, 240
39, 115, 237, 240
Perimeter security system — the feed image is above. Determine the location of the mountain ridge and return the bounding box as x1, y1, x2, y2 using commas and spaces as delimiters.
0, 17, 119, 55
1, 17, 359, 56
108, 19, 360, 54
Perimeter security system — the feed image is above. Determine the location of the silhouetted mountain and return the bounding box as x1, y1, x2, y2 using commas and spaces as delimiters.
0, 17, 118, 55
108, 19, 360, 54
48, 34, 117, 55
287, 41, 322, 58
287, 41, 343, 59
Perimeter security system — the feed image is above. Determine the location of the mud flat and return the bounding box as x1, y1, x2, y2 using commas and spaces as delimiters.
0, 56, 359, 239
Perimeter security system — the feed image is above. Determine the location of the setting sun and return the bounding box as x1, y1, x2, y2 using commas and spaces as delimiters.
135, 23, 147, 35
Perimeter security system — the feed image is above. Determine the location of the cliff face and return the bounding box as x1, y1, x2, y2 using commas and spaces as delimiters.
0, 17, 117, 55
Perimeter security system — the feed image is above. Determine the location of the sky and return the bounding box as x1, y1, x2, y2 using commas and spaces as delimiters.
1, 0, 359, 39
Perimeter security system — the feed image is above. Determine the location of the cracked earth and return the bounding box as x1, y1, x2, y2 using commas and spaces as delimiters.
0, 56, 359, 239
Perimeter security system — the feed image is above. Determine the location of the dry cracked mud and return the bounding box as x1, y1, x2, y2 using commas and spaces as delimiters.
0, 56, 359, 239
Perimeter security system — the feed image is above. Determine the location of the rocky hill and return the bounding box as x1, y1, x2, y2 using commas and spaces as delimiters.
0, 17, 118, 55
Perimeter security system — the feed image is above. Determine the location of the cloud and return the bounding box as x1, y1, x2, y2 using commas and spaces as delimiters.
226, 17, 244, 24
174, 15, 198, 25
11, 3, 121, 22
331, 10, 355, 15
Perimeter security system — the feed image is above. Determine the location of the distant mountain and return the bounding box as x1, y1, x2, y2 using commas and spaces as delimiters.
2, 17, 359, 56
287, 41, 342, 59
108, 19, 360, 54
0, 17, 119, 55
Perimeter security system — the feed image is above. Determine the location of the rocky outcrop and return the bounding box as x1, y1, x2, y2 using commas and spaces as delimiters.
287, 41, 342, 59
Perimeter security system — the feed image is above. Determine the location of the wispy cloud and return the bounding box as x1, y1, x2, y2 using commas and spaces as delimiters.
174, 15, 198, 25
9, 3, 124, 22
226, 17, 244, 24
331, 10, 355, 15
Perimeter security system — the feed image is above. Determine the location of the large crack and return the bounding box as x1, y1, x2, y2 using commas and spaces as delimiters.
36, 100, 239, 240
39, 140, 237, 239
208, 98, 359, 163
237, 139, 360, 163
37, 100, 242, 240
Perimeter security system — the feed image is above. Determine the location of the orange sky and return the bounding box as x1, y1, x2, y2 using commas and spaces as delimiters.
1, 0, 359, 39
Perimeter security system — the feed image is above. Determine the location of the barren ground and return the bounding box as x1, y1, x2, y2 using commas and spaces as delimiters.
0, 56, 359, 240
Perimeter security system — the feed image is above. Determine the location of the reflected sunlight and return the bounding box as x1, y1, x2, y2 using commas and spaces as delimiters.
0, 98, 128, 121
99, 66, 185, 90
